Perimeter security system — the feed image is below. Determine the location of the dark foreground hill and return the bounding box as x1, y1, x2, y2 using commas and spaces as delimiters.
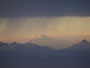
0, 39, 90, 68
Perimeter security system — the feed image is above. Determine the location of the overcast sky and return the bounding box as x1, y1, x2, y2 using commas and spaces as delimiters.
0, 0, 90, 17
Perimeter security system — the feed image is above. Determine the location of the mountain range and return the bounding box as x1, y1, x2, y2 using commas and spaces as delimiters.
28, 34, 73, 49
0, 39, 90, 68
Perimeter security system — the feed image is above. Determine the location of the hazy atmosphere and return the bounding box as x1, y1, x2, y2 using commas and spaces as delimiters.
0, 0, 90, 49
0, 17, 90, 48
0, 0, 90, 68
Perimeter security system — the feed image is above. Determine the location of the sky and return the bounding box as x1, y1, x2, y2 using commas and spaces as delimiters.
0, 0, 90, 42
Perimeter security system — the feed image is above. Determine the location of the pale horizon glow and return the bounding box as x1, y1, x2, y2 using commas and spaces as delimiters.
0, 16, 90, 42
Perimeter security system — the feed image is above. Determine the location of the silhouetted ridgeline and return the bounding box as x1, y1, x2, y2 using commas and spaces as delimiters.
0, 39, 90, 68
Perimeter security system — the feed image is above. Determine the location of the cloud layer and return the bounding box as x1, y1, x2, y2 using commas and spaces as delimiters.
0, 0, 90, 18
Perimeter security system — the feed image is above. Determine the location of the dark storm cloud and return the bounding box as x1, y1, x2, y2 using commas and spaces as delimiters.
0, 0, 90, 18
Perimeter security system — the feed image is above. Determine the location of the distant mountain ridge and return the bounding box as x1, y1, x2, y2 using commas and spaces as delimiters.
0, 39, 90, 52
29, 34, 73, 49
68, 39, 90, 50
0, 39, 90, 68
